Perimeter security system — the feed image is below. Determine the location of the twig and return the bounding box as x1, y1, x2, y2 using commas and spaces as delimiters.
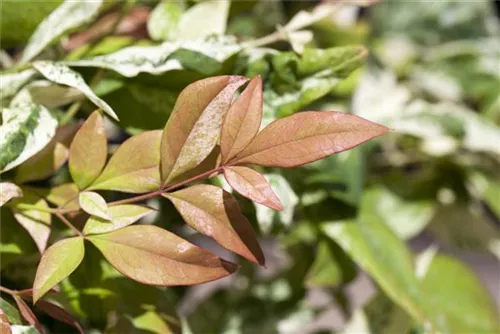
55, 212, 82, 237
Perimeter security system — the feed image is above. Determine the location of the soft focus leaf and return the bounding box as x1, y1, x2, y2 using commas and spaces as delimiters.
0, 182, 23, 207
33, 237, 85, 303
233, 111, 388, 167
89, 130, 162, 193
165, 184, 265, 265
69, 111, 107, 189
20, 0, 103, 63
0, 309, 12, 334
79, 191, 109, 220
161, 76, 247, 184
221, 76, 262, 163
0, 297, 21, 325
9, 325, 39, 334
87, 225, 238, 285
10, 80, 83, 110
147, 0, 185, 41
0, 104, 58, 173
33, 62, 118, 120
13, 296, 42, 334
223, 166, 282, 211
36, 300, 84, 334
178, 1, 229, 40
83, 205, 154, 235
0, 69, 37, 104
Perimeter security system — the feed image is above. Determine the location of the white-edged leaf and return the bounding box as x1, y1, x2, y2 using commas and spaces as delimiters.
79, 191, 109, 220
0, 182, 23, 207
178, 0, 230, 40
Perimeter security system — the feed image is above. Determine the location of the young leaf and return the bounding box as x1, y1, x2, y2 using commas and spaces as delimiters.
164, 184, 265, 265
87, 225, 238, 285
36, 300, 83, 334
223, 166, 282, 211
33, 237, 85, 303
83, 205, 154, 235
0, 104, 58, 173
79, 191, 109, 220
89, 130, 162, 193
177, 0, 229, 40
148, 0, 185, 41
69, 111, 107, 189
33, 62, 119, 120
221, 76, 263, 163
0, 182, 23, 207
231, 111, 388, 167
160, 76, 247, 184
13, 296, 42, 334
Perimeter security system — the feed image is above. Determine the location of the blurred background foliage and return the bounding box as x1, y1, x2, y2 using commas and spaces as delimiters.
1, 0, 499, 333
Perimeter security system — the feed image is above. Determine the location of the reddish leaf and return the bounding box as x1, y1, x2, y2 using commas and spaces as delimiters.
69, 111, 107, 189
221, 76, 262, 163
87, 225, 237, 285
164, 185, 265, 265
168, 145, 221, 185
13, 296, 43, 334
231, 111, 389, 167
160, 76, 247, 185
37, 300, 83, 334
0, 309, 11, 334
90, 130, 162, 193
223, 166, 283, 211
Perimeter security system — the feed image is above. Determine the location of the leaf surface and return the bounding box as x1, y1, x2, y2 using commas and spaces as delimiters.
147, 1, 185, 41
0, 183, 23, 207
43, 183, 80, 211
0, 309, 11, 334
13, 296, 42, 334
178, 0, 229, 40
83, 205, 154, 235
0, 69, 37, 104
79, 191, 109, 220
37, 300, 84, 334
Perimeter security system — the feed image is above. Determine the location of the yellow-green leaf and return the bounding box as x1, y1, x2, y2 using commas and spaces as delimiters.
83, 205, 154, 235
79, 191, 109, 220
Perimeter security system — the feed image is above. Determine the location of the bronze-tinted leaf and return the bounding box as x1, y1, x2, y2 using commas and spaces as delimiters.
165, 184, 265, 265
13, 296, 43, 333
168, 145, 221, 185
83, 204, 154, 235
87, 225, 237, 285
37, 300, 83, 334
223, 166, 283, 211
69, 111, 107, 189
221, 76, 262, 163
0, 182, 23, 207
232, 111, 389, 167
160, 76, 247, 185
90, 130, 162, 193
0, 309, 11, 334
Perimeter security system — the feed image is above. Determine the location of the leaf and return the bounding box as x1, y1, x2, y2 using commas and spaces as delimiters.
0, 183, 23, 207
87, 225, 238, 285
0, 297, 21, 325
79, 191, 109, 220
232, 111, 388, 167
69, 111, 107, 189
20, 0, 103, 63
147, 0, 185, 41
36, 300, 83, 334
221, 76, 262, 163
0, 104, 58, 173
177, 0, 230, 40
0, 69, 37, 104
33, 62, 118, 120
13, 296, 42, 334
10, 80, 83, 110
160, 76, 247, 184
83, 205, 154, 235
15, 123, 80, 183
223, 166, 282, 211
33, 236, 85, 303
164, 184, 264, 265
43, 183, 80, 211
0, 308, 12, 334
89, 130, 162, 193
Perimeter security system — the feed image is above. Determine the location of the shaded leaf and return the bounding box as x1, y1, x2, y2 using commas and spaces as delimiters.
178, 0, 229, 40
13, 296, 42, 334
221, 76, 262, 163
87, 225, 238, 285
79, 191, 109, 220
0, 104, 58, 173
10, 80, 83, 110
69, 111, 107, 189
232, 111, 388, 167
161, 76, 247, 184
33, 237, 85, 303
36, 300, 83, 334
83, 205, 154, 235
147, 0, 185, 41
165, 184, 264, 265
89, 130, 162, 193
33, 62, 118, 120
0, 182, 23, 207
43, 183, 80, 211
223, 166, 282, 210
0, 297, 21, 324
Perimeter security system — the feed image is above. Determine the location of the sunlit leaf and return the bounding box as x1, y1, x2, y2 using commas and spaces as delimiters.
223, 166, 282, 211
165, 184, 265, 265
147, 0, 185, 41
178, 0, 229, 40
33, 236, 85, 303
168, 145, 221, 185
83, 205, 154, 235
221, 76, 262, 163
37, 300, 84, 334
161, 76, 247, 184
232, 111, 388, 167
79, 191, 109, 220
0, 182, 23, 207
33, 62, 118, 120
89, 130, 162, 193
13, 296, 42, 334
69, 111, 107, 189
87, 225, 238, 285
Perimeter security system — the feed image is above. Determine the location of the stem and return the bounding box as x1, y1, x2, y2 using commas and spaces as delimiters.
0, 286, 17, 295
55, 213, 82, 237
60, 101, 82, 125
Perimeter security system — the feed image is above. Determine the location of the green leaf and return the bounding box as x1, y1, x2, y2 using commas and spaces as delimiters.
89, 130, 162, 193
83, 205, 154, 235
0, 297, 22, 325
87, 225, 238, 286
147, 0, 186, 41
33, 62, 118, 120
160, 76, 247, 184
177, 0, 230, 40
33, 236, 85, 303
0, 104, 58, 173
79, 191, 109, 220
20, 0, 103, 63
165, 184, 265, 265
0, 69, 37, 105
69, 111, 107, 189
469, 172, 500, 217
0, 182, 23, 207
